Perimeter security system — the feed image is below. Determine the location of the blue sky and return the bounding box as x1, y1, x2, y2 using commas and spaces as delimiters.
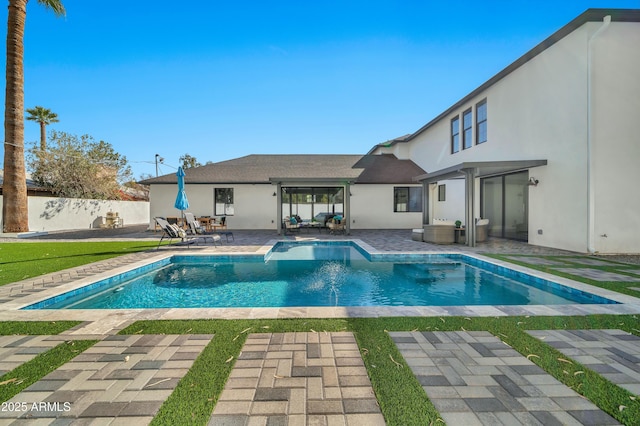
2, 0, 639, 179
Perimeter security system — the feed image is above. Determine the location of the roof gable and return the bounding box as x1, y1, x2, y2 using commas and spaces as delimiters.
354, 154, 426, 183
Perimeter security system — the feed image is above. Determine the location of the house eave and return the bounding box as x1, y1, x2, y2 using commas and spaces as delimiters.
415, 160, 548, 183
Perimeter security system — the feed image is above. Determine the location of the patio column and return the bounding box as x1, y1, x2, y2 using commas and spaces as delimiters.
276, 183, 282, 235
464, 169, 477, 247
422, 181, 430, 225
345, 182, 351, 235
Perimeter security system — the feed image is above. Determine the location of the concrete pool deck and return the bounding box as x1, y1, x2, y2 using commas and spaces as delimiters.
1, 227, 640, 424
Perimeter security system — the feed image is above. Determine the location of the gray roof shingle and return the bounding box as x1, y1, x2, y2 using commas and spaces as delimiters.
140, 154, 425, 185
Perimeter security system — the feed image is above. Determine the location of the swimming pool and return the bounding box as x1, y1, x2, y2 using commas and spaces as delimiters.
23, 241, 617, 310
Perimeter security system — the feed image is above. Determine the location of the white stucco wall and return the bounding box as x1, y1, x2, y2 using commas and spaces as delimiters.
149, 183, 422, 231
349, 184, 422, 229
148, 183, 278, 230
589, 21, 640, 253
430, 179, 467, 224
0, 197, 149, 232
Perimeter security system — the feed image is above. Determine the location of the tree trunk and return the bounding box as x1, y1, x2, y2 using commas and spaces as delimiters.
2, 0, 29, 232
39, 121, 46, 151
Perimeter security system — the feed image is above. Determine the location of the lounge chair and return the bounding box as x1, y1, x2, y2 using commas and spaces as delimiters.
184, 213, 222, 246
154, 217, 197, 249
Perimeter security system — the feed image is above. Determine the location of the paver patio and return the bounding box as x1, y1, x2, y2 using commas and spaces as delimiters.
527, 329, 640, 395
210, 332, 385, 426
0, 334, 212, 424
390, 330, 621, 425
0, 336, 62, 376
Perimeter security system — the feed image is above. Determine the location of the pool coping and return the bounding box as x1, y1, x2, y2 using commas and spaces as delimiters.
1, 239, 640, 334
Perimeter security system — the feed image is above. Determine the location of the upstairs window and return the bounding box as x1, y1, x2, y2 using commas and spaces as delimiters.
451, 116, 460, 153
476, 99, 487, 144
463, 109, 473, 149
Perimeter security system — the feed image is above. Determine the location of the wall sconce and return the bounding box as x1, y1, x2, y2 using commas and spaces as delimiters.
272, 192, 277, 196
528, 177, 539, 186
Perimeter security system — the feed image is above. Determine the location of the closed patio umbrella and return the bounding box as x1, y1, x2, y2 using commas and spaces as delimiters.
174, 166, 189, 213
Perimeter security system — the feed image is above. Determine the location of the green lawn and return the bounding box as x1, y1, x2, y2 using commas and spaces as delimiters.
0, 241, 162, 286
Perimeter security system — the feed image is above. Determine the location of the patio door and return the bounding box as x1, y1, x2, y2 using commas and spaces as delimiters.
481, 171, 529, 241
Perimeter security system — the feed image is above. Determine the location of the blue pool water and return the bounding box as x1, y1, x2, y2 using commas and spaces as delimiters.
24, 242, 616, 310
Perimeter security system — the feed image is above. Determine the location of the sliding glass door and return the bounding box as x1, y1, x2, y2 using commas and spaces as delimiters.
481, 171, 529, 241
281, 187, 344, 221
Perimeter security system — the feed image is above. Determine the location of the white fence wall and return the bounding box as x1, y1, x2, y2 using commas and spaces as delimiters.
0, 196, 149, 232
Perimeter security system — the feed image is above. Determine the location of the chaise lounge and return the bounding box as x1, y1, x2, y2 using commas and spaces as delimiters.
154, 217, 197, 249
184, 213, 222, 246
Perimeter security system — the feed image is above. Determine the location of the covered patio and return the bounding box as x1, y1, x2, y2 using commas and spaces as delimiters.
272, 178, 354, 235
416, 160, 547, 247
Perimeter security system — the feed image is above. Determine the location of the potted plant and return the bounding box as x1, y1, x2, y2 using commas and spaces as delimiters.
455, 220, 462, 228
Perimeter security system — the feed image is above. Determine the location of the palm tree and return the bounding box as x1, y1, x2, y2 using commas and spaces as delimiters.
2, 1, 65, 232
26, 105, 59, 151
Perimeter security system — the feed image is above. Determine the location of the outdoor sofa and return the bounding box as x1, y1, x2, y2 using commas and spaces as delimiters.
422, 219, 456, 244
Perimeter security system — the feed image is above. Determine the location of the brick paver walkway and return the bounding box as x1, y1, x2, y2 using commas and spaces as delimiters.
0, 336, 62, 376
391, 331, 620, 425
0, 334, 212, 424
527, 329, 640, 395
209, 332, 385, 425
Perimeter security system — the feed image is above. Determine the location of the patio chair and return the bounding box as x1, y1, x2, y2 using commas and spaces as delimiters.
327, 216, 346, 235
154, 217, 197, 249
213, 215, 234, 241
283, 216, 301, 234
476, 218, 490, 242
183, 213, 222, 246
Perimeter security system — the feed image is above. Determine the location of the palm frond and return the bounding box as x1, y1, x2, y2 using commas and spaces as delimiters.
36, 0, 66, 16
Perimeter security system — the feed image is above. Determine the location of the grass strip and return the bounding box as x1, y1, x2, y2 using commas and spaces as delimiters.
0, 241, 162, 286
0, 340, 97, 403
0, 321, 81, 335
121, 315, 640, 426
350, 318, 439, 425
